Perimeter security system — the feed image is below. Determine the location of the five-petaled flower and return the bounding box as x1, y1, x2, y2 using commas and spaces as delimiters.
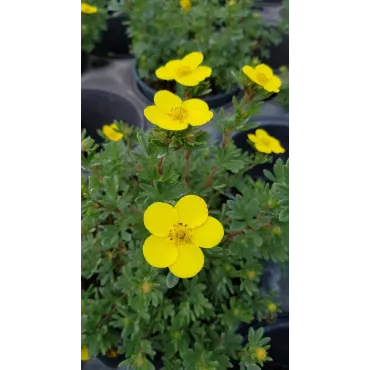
102, 123, 124, 142
81, 2, 98, 14
179, 0, 192, 13
144, 90, 213, 131
242, 64, 281, 93
143, 195, 224, 278
155, 52, 212, 87
248, 129, 285, 154
81, 346, 89, 361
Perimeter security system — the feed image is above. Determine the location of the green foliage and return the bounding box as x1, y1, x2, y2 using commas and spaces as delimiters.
124, 0, 283, 90
276, 67, 289, 111
81, 86, 289, 367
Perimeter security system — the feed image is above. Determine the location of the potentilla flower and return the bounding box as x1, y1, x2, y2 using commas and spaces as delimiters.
144, 90, 213, 131
179, 0, 192, 13
81, 2, 98, 14
102, 123, 124, 141
81, 346, 89, 361
247, 129, 285, 154
143, 195, 224, 278
242, 64, 281, 93
255, 347, 267, 361
155, 52, 212, 87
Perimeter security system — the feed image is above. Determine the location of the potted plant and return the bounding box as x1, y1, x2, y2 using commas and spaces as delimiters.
81, 54, 289, 369
124, 0, 283, 109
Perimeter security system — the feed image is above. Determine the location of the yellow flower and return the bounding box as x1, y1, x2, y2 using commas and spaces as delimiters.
247, 129, 285, 154
143, 195, 224, 278
179, 0, 191, 13
81, 346, 89, 361
242, 64, 281, 93
144, 90, 213, 131
81, 2, 98, 14
155, 52, 212, 87
102, 123, 124, 141
268, 303, 277, 313
255, 347, 267, 361
247, 270, 256, 280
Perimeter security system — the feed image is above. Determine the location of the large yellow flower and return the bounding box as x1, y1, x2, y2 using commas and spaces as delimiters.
248, 129, 285, 154
81, 346, 89, 361
81, 3, 97, 14
144, 90, 213, 131
102, 123, 124, 141
143, 195, 224, 278
155, 52, 212, 87
242, 64, 281, 93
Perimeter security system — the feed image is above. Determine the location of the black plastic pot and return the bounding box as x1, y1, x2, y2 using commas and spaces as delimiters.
233, 117, 289, 181
82, 52, 89, 74
98, 354, 126, 368
81, 89, 145, 143
133, 66, 241, 109
254, 0, 283, 5
91, 15, 132, 60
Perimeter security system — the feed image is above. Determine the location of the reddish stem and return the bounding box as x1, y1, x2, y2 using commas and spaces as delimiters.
158, 157, 165, 176
204, 166, 217, 189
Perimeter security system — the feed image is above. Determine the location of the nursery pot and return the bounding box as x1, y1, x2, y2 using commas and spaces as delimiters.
133, 65, 241, 109
232, 116, 289, 181
91, 15, 132, 60
81, 89, 144, 143
82, 52, 89, 74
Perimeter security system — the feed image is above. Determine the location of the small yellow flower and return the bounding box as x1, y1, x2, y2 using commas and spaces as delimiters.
268, 303, 277, 313
253, 12, 261, 18
106, 349, 118, 358
155, 52, 212, 87
255, 347, 267, 361
143, 195, 224, 278
242, 64, 281, 93
247, 270, 256, 280
102, 123, 124, 141
247, 129, 285, 154
179, 0, 191, 13
81, 2, 98, 15
81, 346, 89, 361
144, 90, 213, 131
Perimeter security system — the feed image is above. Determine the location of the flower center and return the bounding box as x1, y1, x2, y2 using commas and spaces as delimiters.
176, 65, 192, 77
260, 137, 272, 146
168, 106, 188, 122
256, 72, 268, 84
169, 223, 192, 245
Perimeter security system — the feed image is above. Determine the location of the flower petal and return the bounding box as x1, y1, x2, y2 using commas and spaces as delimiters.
255, 129, 269, 139
175, 74, 200, 87
192, 216, 224, 248
247, 133, 257, 143
155, 66, 175, 81
154, 90, 182, 113
255, 142, 272, 154
255, 64, 273, 79
263, 76, 282, 93
143, 235, 179, 268
175, 195, 208, 228
169, 243, 204, 278
144, 106, 174, 129
144, 202, 178, 237
193, 66, 212, 80
270, 139, 285, 153
242, 65, 257, 82
102, 124, 123, 141
182, 52, 204, 68
182, 99, 213, 126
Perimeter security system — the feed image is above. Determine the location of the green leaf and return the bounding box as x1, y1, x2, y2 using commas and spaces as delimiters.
166, 272, 179, 288
263, 169, 276, 182
247, 365, 261, 370
279, 208, 289, 222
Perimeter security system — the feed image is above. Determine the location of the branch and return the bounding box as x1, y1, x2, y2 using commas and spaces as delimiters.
204, 166, 217, 189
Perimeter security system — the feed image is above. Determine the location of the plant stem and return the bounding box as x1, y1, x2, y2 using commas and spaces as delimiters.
185, 151, 190, 188
92, 200, 125, 220
158, 156, 165, 176
204, 166, 217, 189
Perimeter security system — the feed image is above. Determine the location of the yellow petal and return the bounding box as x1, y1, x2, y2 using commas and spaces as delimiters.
263, 76, 282, 93
169, 243, 204, 278
175, 74, 200, 87
242, 65, 257, 83
102, 124, 123, 141
155, 66, 175, 81
175, 195, 208, 228
255, 142, 272, 154
182, 52, 204, 68
154, 90, 182, 112
81, 346, 89, 361
144, 202, 178, 237
247, 133, 258, 143
255, 64, 273, 79
270, 139, 285, 153
255, 129, 269, 139
143, 106, 174, 129
192, 66, 212, 80
164, 60, 183, 75
182, 99, 213, 126
81, 3, 97, 14
143, 235, 179, 268
192, 216, 224, 248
